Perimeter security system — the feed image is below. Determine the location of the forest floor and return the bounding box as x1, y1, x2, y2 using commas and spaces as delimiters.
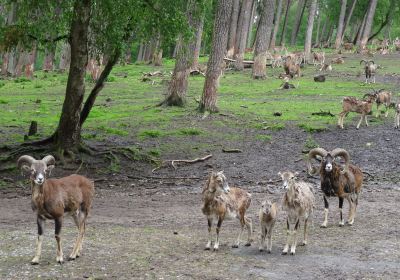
1, 51, 400, 279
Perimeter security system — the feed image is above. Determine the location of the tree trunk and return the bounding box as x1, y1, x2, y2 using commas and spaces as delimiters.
163, 0, 204, 106
326, 22, 334, 46
334, 0, 347, 49
304, 0, 317, 63
246, 0, 257, 48
137, 42, 144, 62
192, 12, 205, 70
234, 0, 253, 71
360, 0, 378, 49
144, 42, 152, 62
199, 0, 233, 113
314, 10, 321, 46
270, 0, 283, 48
355, 6, 368, 46
59, 42, 71, 71
80, 50, 120, 126
318, 18, 327, 45
384, 0, 396, 39
227, 0, 240, 58
279, 0, 292, 46
290, 0, 307, 46
54, 0, 91, 152
1, 1, 17, 76
25, 44, 37, 79
252, 0, 275, 79
341, 0, 357, 41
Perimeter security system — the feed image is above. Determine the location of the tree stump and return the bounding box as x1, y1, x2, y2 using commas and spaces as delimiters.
28, 121, 38, 136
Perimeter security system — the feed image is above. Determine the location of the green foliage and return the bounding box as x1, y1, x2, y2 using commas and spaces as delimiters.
304, 135, 319, 150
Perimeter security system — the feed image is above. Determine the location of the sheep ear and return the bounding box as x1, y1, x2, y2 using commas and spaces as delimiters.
277, 172, 282, 176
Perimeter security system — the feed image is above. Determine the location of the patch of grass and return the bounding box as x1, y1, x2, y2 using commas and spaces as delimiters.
14, 77, 31, 83
138, 129, 164, 139
298, 123, 327, 133
176, 127, 202, 136
107, 76, 116, 82
0, 99, 8, 104
148, 148, 161, 157
304, 135, 319, 150
98, 125, 128, 136
255, 134, 272, 141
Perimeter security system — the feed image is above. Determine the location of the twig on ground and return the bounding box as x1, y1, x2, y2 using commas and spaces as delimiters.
222, 148, 242, 153
152, 154, 212, 173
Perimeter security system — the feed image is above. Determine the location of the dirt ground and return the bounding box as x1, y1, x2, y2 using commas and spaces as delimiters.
1, 113, 400, 279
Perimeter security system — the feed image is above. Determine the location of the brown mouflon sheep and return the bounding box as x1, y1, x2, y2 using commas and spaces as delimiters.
279, 171, 315, 255
337, 94, 376, 129
307, 148, 363, 227
202, 171, 252, 251
17, 155, 94, 264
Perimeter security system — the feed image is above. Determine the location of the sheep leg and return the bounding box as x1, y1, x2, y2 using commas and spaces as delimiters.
233, 219, 245, 248
54, 217, 64, 264
205, 216, 213, 250
356, 114, 364, 129
282, 219, 290, 255
364, 114, 369, 127
339, 197, 345, 226
31, 216, 45, 265
302, 218, 308, 245
347, 195, 356, 225
321, 196, 329, 228
338, 112, 345, 129
69, 212, 86, 260
266, 227, 273, 253
214, 217, 223, 251
395, 112, 400, 128
244, 216, 252, 246
290, 219, 300, 255
376, 104, 380, 118
259, 225, 266, 252
384, 106, 389, 118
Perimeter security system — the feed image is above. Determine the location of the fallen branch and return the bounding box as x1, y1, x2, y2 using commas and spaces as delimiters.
152, 154, 212, 173
127, 175, 201, 180
222, 148, 242, 153
311, 110, 335, 117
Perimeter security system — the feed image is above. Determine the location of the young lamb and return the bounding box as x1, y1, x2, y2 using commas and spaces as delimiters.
307, 148, 363, 227
312, 51, 325, 66
17, 155, 94, 264
202, 171, 252, 251
259, 200, 277, 253
279, 171, 315, 255
337, 94, 376, 129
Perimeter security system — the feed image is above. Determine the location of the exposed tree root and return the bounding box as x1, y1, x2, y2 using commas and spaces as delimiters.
152, 154, 212, 173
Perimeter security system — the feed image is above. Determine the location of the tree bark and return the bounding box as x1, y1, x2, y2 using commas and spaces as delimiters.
253, 0, 275, 79
199, 0, 233, 113
355, 5, 368, 46
192, 12, 205, 70
270, 0, 283, 48
246, 0, 257, 48
163, 0, 204, 106
234, 0, 253, 70
137, 42, 144, 62
42, 45, 56, 71
54, 0, 91, 152
341, 0, 357, 41
360, 0, 378, 49
304, 0, 317, 63
318, 18, 327, 45
1, 1, 17, 76
227, 0, 240, 58
384, 0, 396, 39
25, 44, 37, 79
314, 9, 321, 46
290, 0, 307, 46
334, 0, 347, 49
279, 0, 292, 46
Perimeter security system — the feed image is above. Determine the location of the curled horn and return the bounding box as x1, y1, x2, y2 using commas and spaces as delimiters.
360, 59, 367, 65
42, 155, 56, 166
330, 148, 350, 174
369, 60, 375, 65
306, 148, 328, 175
17, 155, 36, 170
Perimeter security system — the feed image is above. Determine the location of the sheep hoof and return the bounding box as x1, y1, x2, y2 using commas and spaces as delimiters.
213, 248, 219, 252
290, 252, 295, 255
282, 251, 288, 255
267, 250, 272, 254
31, 261, 39, 265
204, 247, 211, 251
68, 256, 76, 261
320, 224, 327, 228
244, 242, 251, 247
259, 248, 264, 252
231, 244, 239, 248
300, 242, 307, 246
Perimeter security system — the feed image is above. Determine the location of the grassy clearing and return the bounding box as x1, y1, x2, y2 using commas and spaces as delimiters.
0, 51, 397, 160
